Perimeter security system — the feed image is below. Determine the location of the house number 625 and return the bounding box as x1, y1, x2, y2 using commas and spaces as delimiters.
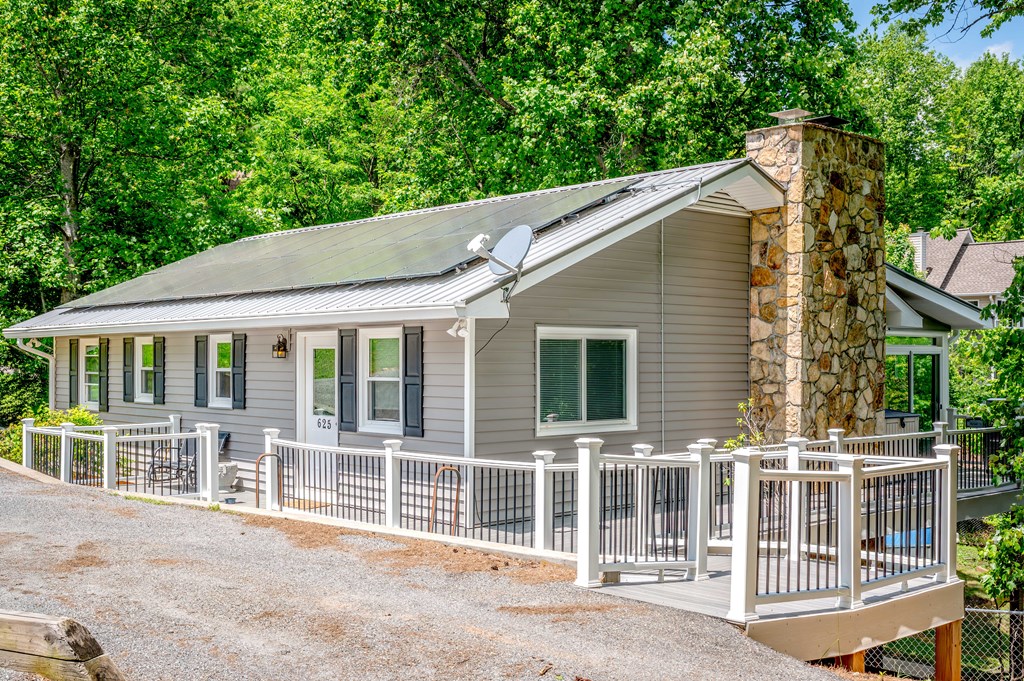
316, 418, 333, 430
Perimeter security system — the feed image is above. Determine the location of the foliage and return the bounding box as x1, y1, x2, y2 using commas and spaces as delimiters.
724, 399, 775, 451
0, 405, 103, 464
871, 0, 1023, 38
950, 331, 999, 418
981, 505, 1024, 609
884, 221, 920, 274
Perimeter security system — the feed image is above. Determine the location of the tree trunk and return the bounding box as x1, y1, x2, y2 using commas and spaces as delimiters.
1012, 588, 1024, 681
58, 141, 82, 303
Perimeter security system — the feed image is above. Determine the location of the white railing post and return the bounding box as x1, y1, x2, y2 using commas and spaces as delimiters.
837, 454, 865, 609
633, 444, 654, 556
169, 414, 181, 435
934, 443, 960, 582
59, 422, 75, 483
946, 407, 958, 428
687, 442, 712, 581
21, 418, 34, 470
934, 421, 948, 445
101, 426, 118, 490
194, 424, 211, 501
785, 437, 809, 563
204, 424, 220, 502
383, 440, 403, 528
727, 448, 763, 623
575, 438, 603, 588
532, 451, 556, 551
263, 428, 281, 511
829, 427, 846, 454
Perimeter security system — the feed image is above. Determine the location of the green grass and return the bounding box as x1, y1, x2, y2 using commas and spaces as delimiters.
120, 494, 170, 506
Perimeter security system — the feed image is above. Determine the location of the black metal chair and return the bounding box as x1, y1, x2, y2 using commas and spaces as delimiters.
147, 431, 230, 490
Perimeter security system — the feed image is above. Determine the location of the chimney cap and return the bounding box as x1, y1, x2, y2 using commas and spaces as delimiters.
769, 108, 813, 123
804, 114, 849, 130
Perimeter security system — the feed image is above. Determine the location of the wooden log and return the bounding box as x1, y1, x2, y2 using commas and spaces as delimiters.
837, 651, 865, 673
0, 610, 125, 681
935, 619, 962, 681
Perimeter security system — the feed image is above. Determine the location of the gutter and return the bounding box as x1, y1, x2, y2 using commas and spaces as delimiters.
11, 338, 55, 409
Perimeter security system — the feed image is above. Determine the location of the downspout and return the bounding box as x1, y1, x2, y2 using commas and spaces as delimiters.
660, 218, 665, 455
13, 338, 55, 409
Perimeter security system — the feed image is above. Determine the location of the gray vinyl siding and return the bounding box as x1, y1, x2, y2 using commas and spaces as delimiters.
474, 208, 750, 460
52, 321, 463, 489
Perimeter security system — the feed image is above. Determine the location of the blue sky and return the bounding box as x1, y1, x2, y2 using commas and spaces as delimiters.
847, 0, 1023, 67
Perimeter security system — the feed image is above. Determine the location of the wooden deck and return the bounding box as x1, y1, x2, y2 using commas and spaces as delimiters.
599, 555, 965, 660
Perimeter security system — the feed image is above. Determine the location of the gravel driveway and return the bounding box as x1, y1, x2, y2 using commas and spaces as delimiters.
0, 467, 837, 680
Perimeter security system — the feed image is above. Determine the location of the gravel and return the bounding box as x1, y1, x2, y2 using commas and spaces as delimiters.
0, 467, 837, 680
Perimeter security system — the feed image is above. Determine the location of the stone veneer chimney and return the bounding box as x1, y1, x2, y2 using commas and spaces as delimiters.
745, 121, 886, 440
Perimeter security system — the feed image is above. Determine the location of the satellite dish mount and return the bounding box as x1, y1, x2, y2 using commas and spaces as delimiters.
467, 224, 533, 279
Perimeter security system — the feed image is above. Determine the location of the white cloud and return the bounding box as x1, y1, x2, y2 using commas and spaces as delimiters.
985, 41, 1015, 58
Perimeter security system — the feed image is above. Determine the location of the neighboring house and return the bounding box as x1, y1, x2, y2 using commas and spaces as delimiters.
910, 228, 1024, 308
4, 115, 986, 490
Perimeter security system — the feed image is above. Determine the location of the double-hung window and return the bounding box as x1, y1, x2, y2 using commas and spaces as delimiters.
209, 333, 233, 408
81, 339, 101, 410
536, 326, 637, 436
358, 328, 402, 435
135, 336, 155, 403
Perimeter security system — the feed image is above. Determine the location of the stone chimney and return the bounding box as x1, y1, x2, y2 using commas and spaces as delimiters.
745, 117, 886, 440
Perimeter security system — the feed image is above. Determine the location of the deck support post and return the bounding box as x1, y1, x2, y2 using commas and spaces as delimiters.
532, 451, 556, 551
59, 422, 75, 483
934, 421, 948, 445
837, 454, 864, 609
726, 448, 763, 623
933, 444, 960, 582
785, 437, 809, 564
21, 418, 34, 470
101, 426, 118, 490
934, 619, 962, 681
575, 438, 603, 588
263, 428, 281, 511
836, 651, 866, 673
687, 442, 712, 581
383, 440, 403, 528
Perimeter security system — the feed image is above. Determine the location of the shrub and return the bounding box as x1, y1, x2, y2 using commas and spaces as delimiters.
0, 406, 103, 465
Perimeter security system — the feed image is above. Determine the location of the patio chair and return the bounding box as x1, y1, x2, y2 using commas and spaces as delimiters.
146, 431, 230, 489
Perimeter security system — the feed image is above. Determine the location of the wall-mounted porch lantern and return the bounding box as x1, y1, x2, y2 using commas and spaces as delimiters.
272, 334, 289, 359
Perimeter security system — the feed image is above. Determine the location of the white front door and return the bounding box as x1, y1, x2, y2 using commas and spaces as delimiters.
297, 333, 338, 447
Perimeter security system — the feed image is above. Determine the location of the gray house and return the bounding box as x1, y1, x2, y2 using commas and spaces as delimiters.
4, 115, 986, 490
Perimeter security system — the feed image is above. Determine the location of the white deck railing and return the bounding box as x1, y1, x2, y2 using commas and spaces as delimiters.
20, 415, 222, 500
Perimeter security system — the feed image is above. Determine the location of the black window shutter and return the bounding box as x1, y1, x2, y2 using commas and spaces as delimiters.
231, 333, 246, 409
153, 336, 166, 405
98, 338, 109, 412
338, 328, 357, 432
68, 338, 79, 407
403, 326, 424, 438
194, 335, 208, 408
123, 338, 135, 403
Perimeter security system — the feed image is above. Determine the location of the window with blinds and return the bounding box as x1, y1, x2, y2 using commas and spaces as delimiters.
537, 327, 636, 435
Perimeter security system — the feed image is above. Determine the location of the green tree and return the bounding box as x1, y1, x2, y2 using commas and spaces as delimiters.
981, 505, 1024, 681
872, 0, 1023, 38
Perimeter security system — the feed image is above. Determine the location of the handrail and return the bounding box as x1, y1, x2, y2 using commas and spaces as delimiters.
861, 459, 948, 478
64, 432, 105, 443
254, 452, 283, 510
116, 432, 201, 443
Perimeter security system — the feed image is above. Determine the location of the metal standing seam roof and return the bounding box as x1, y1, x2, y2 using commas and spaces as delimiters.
5, 159, 778, 336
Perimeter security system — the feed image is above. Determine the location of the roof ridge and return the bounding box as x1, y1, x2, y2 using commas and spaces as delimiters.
239, 159, 744, 242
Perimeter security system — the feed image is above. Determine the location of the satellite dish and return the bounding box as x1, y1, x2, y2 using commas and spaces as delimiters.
467, 224, 533, 277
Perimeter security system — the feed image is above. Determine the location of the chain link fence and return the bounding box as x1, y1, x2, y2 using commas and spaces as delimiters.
879, 608, 1023, 679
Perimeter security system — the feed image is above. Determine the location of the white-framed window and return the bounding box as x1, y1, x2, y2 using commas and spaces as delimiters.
358, 327, 402, 435
536, 326, 638, 437
209, 333, 233, 408
80, 338, 100, 410
135, 336, 155, 403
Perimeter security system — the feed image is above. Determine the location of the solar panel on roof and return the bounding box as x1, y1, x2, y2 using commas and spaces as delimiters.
68, 179, 637, 308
